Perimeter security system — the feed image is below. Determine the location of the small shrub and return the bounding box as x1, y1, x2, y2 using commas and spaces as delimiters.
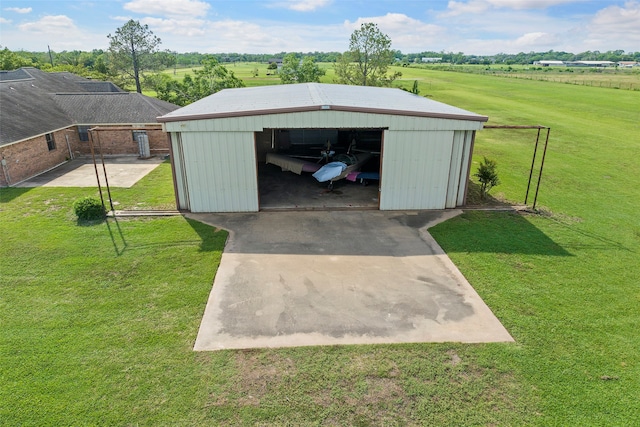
474, 157, 500, 200
410, 80, 419, 95
73, 196, 106, 221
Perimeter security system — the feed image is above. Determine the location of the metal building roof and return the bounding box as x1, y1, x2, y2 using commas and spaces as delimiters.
158, 83, 488, 123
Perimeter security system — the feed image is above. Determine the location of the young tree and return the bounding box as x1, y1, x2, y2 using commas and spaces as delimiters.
107, 20, 162, 93
279, 54, 325, 84
334, 22, 401, 87
474, 157, 500, 199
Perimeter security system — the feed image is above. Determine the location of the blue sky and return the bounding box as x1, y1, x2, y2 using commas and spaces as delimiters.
0, 1, 638, 55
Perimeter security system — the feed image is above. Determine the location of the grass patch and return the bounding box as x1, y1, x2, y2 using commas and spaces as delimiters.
110, 160, 177, 211
2, 67, 639, 425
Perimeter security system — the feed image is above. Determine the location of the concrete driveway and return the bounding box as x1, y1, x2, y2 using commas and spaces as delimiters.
15, 156, 163, 188
189, 210, 513, 351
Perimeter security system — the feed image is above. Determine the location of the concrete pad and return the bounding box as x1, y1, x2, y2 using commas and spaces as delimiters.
189, 211, 513, 351
15, 156, 164, 188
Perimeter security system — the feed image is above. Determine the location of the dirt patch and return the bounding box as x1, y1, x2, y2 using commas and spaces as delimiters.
212, 350, 298, 407
447, 350, 462, 366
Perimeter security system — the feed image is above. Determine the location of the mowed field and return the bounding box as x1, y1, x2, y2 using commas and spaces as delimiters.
1, 65, 639, 425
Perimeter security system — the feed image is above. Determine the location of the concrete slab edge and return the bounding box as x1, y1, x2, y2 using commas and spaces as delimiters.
108, 210, 182, 217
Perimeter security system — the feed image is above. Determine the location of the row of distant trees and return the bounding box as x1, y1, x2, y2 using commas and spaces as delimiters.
4, 45, 637, 74
397, 50, 640, 65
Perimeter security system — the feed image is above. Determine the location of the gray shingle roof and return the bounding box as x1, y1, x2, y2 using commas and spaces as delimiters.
1, 84, 71, 144
0, 69, 32, 82
158, 83, 488, 123
0, 67, 179, 146
75, 81, 124, 93
53, 93, 179, 124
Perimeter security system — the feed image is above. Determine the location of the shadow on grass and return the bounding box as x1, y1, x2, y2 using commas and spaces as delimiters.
545, 215, 634, 253
430, 210, 572, 256
465, 181, 515, 207
99, 217, 225, 256
105, 217, 128, 256
186, 217, 228, 252
0, 187, 31, 203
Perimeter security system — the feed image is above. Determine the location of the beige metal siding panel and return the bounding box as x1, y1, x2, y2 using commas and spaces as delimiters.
445, 131, 465, 208
170, 132, 190, 210
181, 132, 258, 212
380, 131, 454, 210
456, 131, 474, 206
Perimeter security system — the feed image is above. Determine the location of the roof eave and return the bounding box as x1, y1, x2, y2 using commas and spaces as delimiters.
157, 105, 488, 123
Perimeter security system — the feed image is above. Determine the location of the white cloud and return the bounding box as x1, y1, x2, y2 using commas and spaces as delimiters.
111, 16, 134, 23
287, 0, 331, 12
0, 17, 12, 24
591, 0, 640, 30
151, 17, 349, 54
9, 15, 106, 50
3, 7, 32, 14
584, 1, 640, 51
443, 0, 587, 16
140, 17, 207, 37
344, 13, 446, 51
277, 0, 333, 12
18, 15, 79, 35
513, 31, 561, 48
123, 0, 210, 18
486, 0, 586, 10
442, 0, 490, 17
441, 2, 640, 56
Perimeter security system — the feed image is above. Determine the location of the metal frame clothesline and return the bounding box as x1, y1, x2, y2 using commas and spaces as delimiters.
88, 127, 114, 213
88, 126, 157, 214
483, 125, 551, 210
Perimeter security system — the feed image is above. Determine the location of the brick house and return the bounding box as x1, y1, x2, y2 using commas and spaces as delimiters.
0, 67, 179, 187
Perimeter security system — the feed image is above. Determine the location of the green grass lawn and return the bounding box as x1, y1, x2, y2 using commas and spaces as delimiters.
2, 68, 639, 425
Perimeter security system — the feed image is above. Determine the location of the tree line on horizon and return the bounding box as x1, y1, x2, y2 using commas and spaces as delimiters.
3, 46, 638, 73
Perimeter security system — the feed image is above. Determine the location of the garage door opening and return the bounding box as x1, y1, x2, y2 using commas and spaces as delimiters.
256, 128, 383, 210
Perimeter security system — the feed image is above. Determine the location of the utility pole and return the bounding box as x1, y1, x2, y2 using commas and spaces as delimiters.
47, 45, 54, 66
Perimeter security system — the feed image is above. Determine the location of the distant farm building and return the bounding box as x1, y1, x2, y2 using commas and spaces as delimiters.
567, 61, 616, 67
421, 57, 443, 63
533, 60, 618, 68
533, 60, 565, 67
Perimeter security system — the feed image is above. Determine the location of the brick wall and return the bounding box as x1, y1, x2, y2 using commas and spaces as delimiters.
71, 126, 170, 156
147, 128, 170, 154
0, 128, 73, 187
0, 125, 171, 187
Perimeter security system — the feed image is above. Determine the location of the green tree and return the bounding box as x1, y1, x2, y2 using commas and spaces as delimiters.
0, 47, 32, 70
107, 20, 162, 93
334, 22, 401, 87
279, 54, 325, 84
474, 157, 500, 199
148, 56, 244, 106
